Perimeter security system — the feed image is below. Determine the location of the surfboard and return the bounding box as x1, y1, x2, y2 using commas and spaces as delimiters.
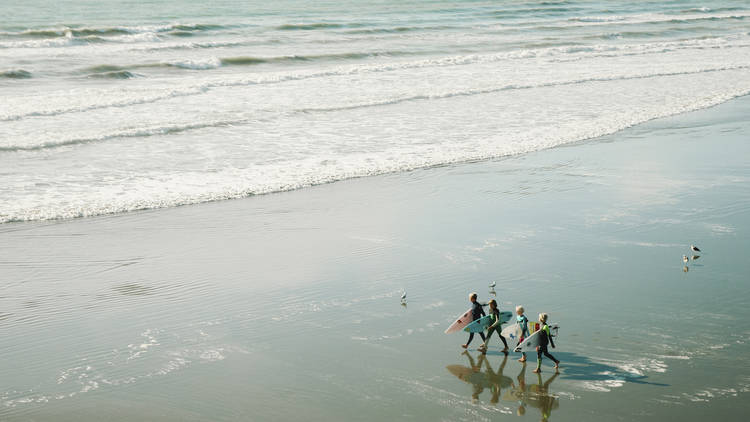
444, 308, 475, 334
464, 311, 513, 333
501, 322, 523, 343
513, 324, 559, 353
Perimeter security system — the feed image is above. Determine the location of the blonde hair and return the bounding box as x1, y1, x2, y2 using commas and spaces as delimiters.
516, 305, 524, 313
488, 299, 497, 308
469, 292, 477, 300
538, 313, 548, 323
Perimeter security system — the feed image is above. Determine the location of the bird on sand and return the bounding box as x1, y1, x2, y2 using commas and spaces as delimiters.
682, 255, 689, 264
691, 245, 701, 253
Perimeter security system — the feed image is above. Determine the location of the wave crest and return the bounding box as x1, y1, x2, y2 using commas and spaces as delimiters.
0, 69, 32, 79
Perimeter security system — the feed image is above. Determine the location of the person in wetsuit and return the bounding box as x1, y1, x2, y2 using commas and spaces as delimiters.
516, 305, 530, 362
478, 299, 509, 353
461, 292, 485, 349
533, 312, 560, 373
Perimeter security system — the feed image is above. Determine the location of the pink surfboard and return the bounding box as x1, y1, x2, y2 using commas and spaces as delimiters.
444, 308, 475, 334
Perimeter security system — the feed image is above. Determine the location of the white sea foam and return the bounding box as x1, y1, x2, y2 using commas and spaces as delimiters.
3, 61, 749, 150
2, 3, 750, 223
3, 34, 748, 122
577, 379, 626, 392
166, 57, 222, 70
557, 11, 750, 28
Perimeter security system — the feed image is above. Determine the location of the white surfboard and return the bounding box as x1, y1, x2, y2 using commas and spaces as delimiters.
444, 308, 474, 334
513, 324, 559, 353
501, 322, 523, 343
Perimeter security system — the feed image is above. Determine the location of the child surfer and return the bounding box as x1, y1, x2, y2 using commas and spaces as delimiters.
516, 305, 530, 362
478, 299, 509, 353
462, 293, 485, 349
533, 313, 560, 373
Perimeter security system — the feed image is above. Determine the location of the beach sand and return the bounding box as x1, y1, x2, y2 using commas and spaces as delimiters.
1, 96, 749, 421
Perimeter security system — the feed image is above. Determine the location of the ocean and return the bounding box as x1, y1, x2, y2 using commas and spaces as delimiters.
2, 0, 750, 223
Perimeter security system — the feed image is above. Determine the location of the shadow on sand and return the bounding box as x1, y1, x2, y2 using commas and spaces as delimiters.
549, 351, 669, 387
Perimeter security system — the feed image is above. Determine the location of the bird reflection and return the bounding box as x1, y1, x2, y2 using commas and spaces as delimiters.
683, 266, 689, 273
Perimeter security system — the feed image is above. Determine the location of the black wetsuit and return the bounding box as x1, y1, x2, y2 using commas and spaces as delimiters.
536, 324, 559, 369
466, 301, 486, 345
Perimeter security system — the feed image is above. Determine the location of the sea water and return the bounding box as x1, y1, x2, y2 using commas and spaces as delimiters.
2, 0, 750, 223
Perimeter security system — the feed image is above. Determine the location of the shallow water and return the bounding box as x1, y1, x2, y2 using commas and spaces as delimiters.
2, 0, 750, 222
1, 94, 749, 420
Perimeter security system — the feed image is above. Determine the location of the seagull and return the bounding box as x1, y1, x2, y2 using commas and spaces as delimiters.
682, 255, 689, 264
489, 281, 496, 288
691, 255, 700, 261
691, 245, 701, 253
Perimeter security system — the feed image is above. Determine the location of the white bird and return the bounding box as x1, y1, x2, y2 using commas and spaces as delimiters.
682, 255, 689, 264
691, 245, 701, 253
489, 281, 496, 288
400, 291, 407, 302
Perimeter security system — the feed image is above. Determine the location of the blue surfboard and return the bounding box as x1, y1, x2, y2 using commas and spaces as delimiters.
463, 311, 513, 333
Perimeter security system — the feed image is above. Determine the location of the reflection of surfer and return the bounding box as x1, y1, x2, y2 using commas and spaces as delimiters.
483, 353, 513, 404
466, 352, 485, 403
509, 362, 529, 415
447, 352, 514, 405
504, 363, 559, 420
529, 371, 560, 422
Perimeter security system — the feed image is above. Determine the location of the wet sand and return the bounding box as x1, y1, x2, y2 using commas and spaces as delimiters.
1, 96, 750, 421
